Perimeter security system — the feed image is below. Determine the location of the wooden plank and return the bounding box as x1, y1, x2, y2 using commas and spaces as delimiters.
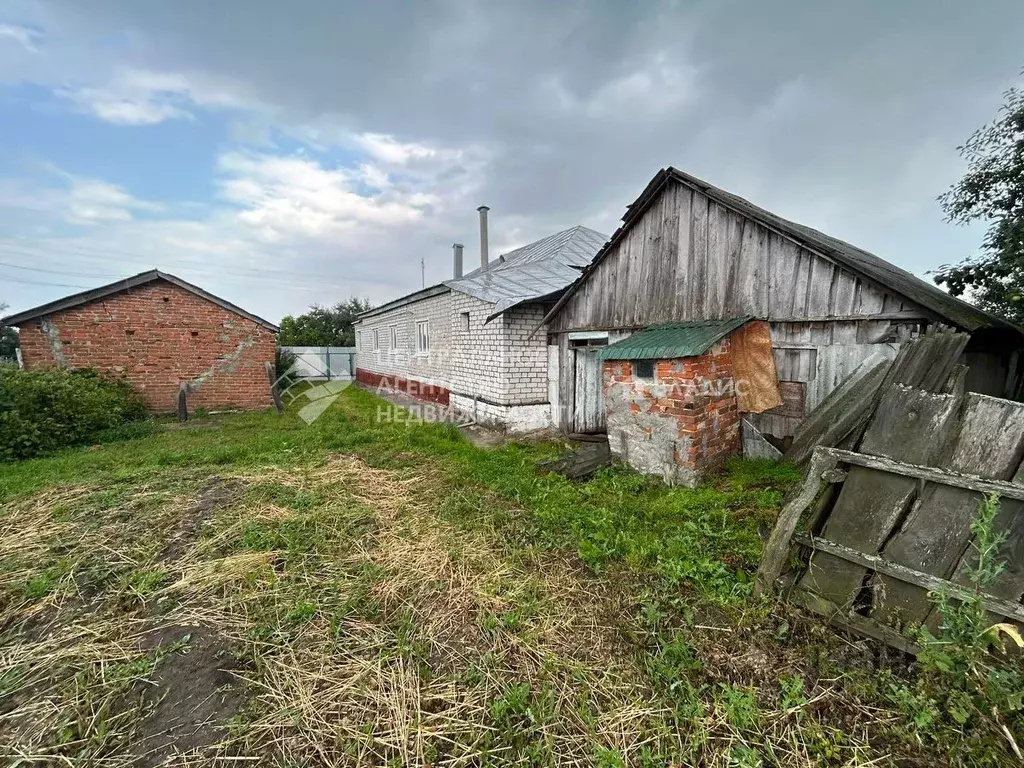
672, 184, 692, 318
830, 269, 858, 316
790, 587, 920, 655
795, 533, 1024, 624
755, 448, 839, 597
805, 255, 834, 318
789, 248, 813, 317
741, 417, 783, 460
799, 389, 961, 608
765, 381, 806, 419
785, 354, 893, 464
828, 448, 1024, 501
265, 362, 285, 414
734, 218, 769, 317
705, 201, 727, 318
688, 190, 709, 320
874, 394, 1024, 626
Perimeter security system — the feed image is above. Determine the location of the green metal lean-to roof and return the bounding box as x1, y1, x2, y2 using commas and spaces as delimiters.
595, 317, 752, 361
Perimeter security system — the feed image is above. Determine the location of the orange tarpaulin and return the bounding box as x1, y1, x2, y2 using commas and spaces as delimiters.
731, 320, 783, 413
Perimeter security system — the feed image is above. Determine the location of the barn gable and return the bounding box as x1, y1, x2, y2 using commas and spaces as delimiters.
550, 177, 937, 332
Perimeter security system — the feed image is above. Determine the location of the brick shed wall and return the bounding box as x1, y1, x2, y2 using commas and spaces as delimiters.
602, 338, 741, 487
17, 280, 276, 413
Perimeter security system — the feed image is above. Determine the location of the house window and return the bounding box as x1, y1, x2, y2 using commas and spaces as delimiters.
634, 360, 655, 380
373, 329, 380, 351
390, 325, 398, 348
416, 320, 429, 353
356, 331, 362, 349
460, 312, 470, 332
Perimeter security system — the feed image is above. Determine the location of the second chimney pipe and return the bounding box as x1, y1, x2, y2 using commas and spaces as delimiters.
452, 243, 464, 279
477, 205, 490, 271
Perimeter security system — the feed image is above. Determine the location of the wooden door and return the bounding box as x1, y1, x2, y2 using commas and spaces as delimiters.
572, 346, 606, 433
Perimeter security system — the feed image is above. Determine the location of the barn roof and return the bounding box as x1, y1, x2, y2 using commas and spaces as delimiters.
445, 225, 608, 321
596, 317, 752, 361
1, 269, 280, 332
545, 167, 1020, 334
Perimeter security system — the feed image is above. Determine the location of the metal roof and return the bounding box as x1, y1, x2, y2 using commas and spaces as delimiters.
596, 317, 752, 361
445, 225, 607, 321
2, 269, 280, 332
544, 167, 1022, 336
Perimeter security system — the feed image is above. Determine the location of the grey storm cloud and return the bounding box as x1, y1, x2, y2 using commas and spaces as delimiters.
3, 0, 1024, 320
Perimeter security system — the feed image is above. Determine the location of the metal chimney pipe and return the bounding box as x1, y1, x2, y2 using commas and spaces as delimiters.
477, 205, 490, 271
452, 243, 464, 279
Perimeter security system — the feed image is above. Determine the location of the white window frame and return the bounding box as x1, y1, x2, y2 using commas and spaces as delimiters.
415, 320, 429, 354
459, 311, 470, 332
390, 325, 398, 348
372, 329, 380, 351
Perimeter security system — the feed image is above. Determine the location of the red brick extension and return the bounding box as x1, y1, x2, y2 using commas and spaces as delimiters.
603, 339, 741, 475
17, 280, 276, 413
355, 368, 450, 406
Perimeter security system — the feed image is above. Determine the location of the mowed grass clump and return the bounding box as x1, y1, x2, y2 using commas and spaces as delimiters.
0, 386, 1009, 766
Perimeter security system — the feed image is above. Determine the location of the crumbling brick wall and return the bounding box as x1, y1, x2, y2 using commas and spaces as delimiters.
17, 280, 276, 413
602, 339, 741, 486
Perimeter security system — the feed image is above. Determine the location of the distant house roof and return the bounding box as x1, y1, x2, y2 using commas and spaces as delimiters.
546, 167, 1020, 335
596, 317, 752, 361
355, 225, 609, 325
446, 225, 607, 321
1, 269, 280, 332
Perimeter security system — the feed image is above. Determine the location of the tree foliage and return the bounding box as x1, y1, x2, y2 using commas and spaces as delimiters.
0, 304, 18, 361
935, 74, 1024, 323
278, 298, 373, 347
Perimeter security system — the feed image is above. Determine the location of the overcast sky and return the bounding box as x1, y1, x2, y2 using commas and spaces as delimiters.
0, 1, 1021, 324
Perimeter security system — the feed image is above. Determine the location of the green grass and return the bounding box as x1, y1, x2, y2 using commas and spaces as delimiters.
0, 386, 1017, 766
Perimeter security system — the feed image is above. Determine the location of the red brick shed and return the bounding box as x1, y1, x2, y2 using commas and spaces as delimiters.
599, 318, 782, 486
3, 270, 279, 413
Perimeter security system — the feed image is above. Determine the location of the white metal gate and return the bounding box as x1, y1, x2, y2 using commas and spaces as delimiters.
280, 346, 356, 380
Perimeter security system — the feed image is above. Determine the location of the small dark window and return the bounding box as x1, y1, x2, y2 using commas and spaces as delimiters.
125, 330, 135, 337
162, 297, 170, 303
190, 331, 199, 338
634, 360, 655, 380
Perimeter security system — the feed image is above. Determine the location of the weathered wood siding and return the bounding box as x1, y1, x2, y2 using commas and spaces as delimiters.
550, 179, 940, 437
550, 180, 926, 331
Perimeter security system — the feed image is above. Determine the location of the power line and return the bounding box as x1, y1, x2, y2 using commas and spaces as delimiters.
0, 260, 122, 279
0, 245, 353, 287
1, 274, 94, 289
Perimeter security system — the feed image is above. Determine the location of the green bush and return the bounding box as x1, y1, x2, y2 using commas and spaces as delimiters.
0, 368, 148, 461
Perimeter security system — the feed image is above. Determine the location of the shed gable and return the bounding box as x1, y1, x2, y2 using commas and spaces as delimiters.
551, 180, 928, 332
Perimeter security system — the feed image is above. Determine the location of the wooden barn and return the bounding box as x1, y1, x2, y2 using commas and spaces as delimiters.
541, 167, 1024, 478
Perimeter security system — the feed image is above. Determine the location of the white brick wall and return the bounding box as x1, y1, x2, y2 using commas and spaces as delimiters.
354, 288, 553, 426
354, 290, 452, 389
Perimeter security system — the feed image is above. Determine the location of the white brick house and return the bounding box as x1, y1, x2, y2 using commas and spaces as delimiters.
354, 224, 607, 432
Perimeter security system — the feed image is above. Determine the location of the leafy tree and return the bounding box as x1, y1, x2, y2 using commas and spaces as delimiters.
935, 72, 1024, 323
278, 298, 373, 347
0, 304, 18, 361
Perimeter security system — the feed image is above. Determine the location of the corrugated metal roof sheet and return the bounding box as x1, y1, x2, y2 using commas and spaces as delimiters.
596, 317, 752, 360
445, 225, 607, 320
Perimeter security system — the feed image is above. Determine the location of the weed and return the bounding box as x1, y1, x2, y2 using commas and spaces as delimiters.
891, 494, 1024, 761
